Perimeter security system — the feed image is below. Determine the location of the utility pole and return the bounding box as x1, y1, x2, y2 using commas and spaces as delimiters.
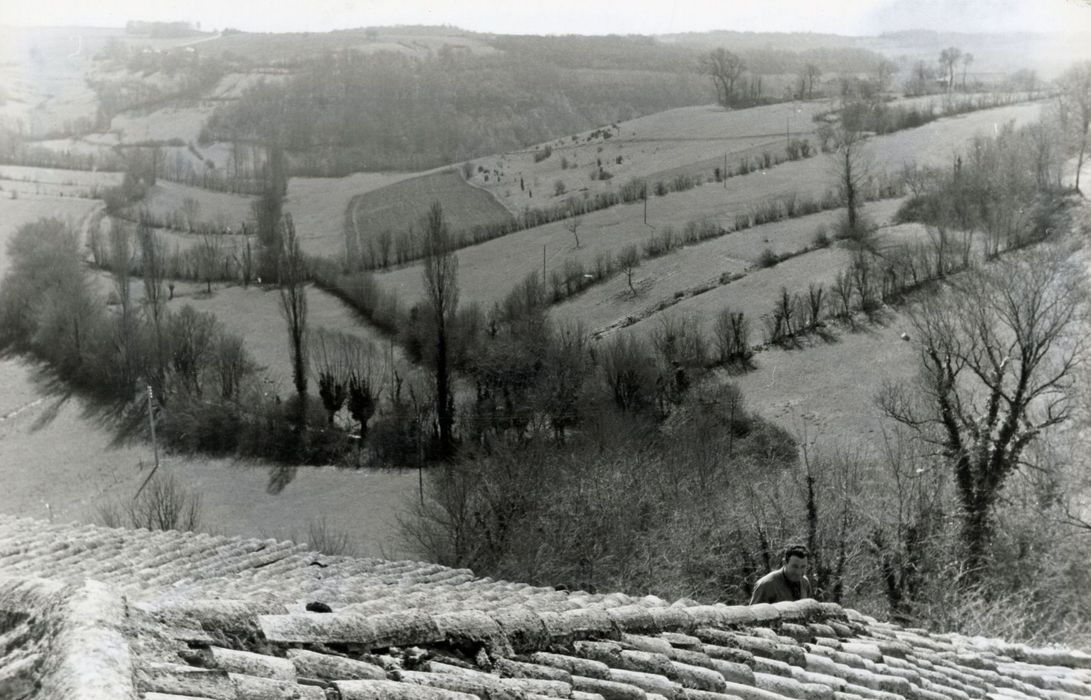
134, 384, 161, 499
643, 183, 648, 225
542, 244, 546, 284
723, 152, 728, 188
147, 384, 159, 473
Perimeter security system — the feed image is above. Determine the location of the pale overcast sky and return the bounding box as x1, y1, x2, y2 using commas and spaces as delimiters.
2, 0, 1089, 36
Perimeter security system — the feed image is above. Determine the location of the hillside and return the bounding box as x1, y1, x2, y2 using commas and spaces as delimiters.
373, 100, 1044, 313
1, 22, 1089, 616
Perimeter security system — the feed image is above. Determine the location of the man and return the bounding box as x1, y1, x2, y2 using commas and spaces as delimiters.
749, 545, 813, 604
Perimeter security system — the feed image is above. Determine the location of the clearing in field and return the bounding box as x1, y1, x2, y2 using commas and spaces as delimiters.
347, 169, 515, 254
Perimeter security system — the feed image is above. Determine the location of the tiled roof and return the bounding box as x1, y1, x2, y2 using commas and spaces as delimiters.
1, 514, 1089, 700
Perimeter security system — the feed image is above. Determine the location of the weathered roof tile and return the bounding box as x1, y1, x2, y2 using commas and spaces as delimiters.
285, 648, 386, 681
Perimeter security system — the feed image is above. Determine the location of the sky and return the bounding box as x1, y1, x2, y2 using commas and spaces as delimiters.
2, 0, 1089, 36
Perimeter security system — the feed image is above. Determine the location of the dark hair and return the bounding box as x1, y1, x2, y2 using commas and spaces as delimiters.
783, 544, 810, 562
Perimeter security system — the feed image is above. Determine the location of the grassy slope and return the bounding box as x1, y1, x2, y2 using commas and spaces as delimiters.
0, 192, 416, 557
288, 171, 418, 257
0, 195, 101, 277
377, 101, 1044, 312
550, 198, 905, 335
196, 29, 499, 63
168, 283, 402, 395
726, 315, 919, 450
139, 179, 254, 229
0, 356, 417, 557
469, 101, 833, 215
347, 169, 515, 254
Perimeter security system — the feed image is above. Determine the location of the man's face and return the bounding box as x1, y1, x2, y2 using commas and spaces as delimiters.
783, 555, 808, 583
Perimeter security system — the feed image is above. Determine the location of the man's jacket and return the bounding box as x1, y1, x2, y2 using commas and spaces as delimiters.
749, 569, 813, 604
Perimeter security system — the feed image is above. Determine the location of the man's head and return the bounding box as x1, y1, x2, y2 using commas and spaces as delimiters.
781, 545, 810, 583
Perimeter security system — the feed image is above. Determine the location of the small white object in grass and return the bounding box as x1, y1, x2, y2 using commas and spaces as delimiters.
900, 332, 910, 341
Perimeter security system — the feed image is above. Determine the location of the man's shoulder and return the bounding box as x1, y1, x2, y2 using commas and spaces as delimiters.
755, 569, 784, 587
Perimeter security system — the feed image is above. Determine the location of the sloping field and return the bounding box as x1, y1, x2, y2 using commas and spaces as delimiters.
207, 71, 290, 100
0, 194, 101, 277
347, 169, 515, 254
287, 171, 418, 257
622, 246, 855, 339
551, 198, 905, 335
726, 315, 919, 450
0, 27, 116, 135
470, 101, 833, 214
197, 29, 499, 63
0, 356, 418, 557
0, 191, 417, 557
376, 101, 1043, 312
140, 179, 254, 229
170, 283, 402, 397
0, 165, 122, 187
110, 104, 213, 143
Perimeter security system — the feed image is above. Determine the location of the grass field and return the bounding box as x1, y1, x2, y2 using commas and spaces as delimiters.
197, 29, 498, 64
726, 313, 919, 451
166, 283, 403, 398
347, 169, 515, 255
468, 101, 834, 215
0, 194, 101, 277
0, 355, 419, 557
0, 189, 417, 558
376, 101, 1042, 313
0, 165, 122, 188
550, 198, 905, 335
110, 104, 215, 143
140, 179, 255, 229
287, 171, 419, 257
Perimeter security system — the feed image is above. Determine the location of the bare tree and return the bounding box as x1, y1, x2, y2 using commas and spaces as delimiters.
213, 331, 251, 401
99, 474, 201, 532
167, 305, 216, 397
109, 222, 137, 391
565, 214, 583, 249
876, 58, 898, 93
376, 229, 393, 268
699, 48, 746, 107
139, 211, 168, 396
422, 202, 459, 459
802, 63, 822, 99
877, 247, 1089, 580
938, 47, 963, 93
830, 116, 871, 241
616, 244, 640, 297
1059, 61, 1091, 193
310, 328, 349, 425
713, 308, 751, 365
279, 213, 308, 408
197, 231, 223, 295
960, 53, 974, 91
181, 196, 200, 232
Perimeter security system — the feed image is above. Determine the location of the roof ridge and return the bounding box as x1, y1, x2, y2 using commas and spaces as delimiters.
256, 596, 856, 655
0, 576, 137, 699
